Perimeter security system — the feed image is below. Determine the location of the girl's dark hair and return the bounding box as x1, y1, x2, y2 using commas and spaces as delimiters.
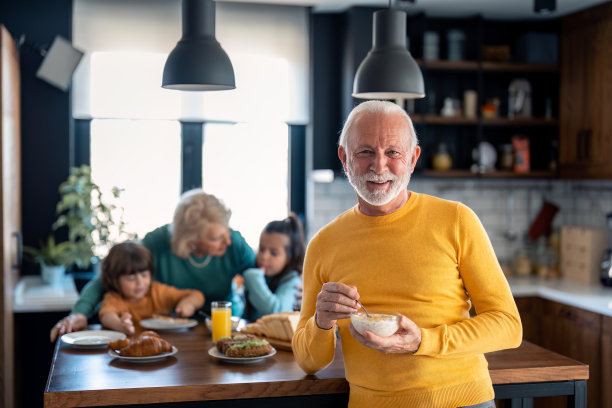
262, 213, 305, 291
101, 241, 154, 294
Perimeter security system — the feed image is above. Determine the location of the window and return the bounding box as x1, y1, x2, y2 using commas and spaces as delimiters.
202, 123, 289, 249
73, 1, 309, 244
90, 119, 181, 238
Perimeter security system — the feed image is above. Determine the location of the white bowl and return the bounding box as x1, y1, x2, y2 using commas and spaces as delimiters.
350, 311, 400, 337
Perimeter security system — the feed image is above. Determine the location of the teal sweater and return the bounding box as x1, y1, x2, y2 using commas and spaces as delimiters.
72, 225, 255, 317
240, 268, 302, 321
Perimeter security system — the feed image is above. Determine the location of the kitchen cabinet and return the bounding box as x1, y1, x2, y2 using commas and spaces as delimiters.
559, 1, 612, 179
0, 24, 21, 408
406, 17, 559, 177
514, 296, 540, 344
310, 9, 560, 177
602, 316, 612, 408
516, 297, 603, 408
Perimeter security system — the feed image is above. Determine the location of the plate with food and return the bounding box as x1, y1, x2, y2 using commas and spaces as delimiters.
140, 314, 198, 331
108, 331, 177, 363
108, 346, 178, 363
209, 334, 276, 364
61, 330, 126, 349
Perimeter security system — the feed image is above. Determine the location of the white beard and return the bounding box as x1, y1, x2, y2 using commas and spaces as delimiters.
346, 163, 411, 206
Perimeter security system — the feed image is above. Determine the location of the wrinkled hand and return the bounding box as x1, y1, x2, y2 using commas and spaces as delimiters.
50, 313, 87, 342
348, 314, 421, 354
120, 312, 135, 336
315, 282, 360, 330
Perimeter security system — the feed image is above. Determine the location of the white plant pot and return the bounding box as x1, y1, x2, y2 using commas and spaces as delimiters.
41, 263, 66, 286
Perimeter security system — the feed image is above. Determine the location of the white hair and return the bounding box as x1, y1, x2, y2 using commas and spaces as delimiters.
337, 100, 418, 153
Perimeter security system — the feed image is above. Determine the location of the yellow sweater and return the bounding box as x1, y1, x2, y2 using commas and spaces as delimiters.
292, 192, 522, 408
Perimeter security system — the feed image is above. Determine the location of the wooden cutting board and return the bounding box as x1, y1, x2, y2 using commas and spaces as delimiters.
265, 337, 292, 352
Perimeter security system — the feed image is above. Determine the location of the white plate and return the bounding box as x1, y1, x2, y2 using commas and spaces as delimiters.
208, 346, 276, 364
61, 330, 126, 349
140, 318, 198, 331
108, 346, 178, 363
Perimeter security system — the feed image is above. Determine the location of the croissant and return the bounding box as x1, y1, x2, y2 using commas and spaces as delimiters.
110, 331, 173, 357
108, 338, 130, 350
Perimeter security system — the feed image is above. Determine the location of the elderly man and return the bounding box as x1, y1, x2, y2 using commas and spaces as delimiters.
292, 100, 521, 408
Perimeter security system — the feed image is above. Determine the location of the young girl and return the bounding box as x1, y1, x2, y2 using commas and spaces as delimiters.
241, 213, 305, 321
98, 241, 204, 335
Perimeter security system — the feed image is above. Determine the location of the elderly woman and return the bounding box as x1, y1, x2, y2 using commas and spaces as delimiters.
50, 189, 255, 342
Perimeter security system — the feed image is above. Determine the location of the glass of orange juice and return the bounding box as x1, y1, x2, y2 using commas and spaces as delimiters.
211, 301, 232, 342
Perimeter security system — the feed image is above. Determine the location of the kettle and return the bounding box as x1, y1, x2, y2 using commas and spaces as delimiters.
601, 212, 612, 287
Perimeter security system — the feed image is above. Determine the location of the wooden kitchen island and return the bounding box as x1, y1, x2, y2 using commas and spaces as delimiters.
44, 324, 588, 408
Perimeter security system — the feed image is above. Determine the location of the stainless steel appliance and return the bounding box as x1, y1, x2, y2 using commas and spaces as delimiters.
601, 212, 612, 287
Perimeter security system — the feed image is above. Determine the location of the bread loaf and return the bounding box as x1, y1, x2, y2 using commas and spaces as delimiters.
241, 311, 300, 342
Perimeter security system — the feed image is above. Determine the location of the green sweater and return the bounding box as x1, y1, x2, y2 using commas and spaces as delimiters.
72, 225, 255, 317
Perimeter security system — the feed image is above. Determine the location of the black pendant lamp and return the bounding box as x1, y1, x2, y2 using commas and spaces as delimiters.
352, 5, 425, 100
162, 0, 235, 91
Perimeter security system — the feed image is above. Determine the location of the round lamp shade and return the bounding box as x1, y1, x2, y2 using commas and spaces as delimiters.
352, 9, 425, 99
162, 38, 235, 91
162, 0, 235, 91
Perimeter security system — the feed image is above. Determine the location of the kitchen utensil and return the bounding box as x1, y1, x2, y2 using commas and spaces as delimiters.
503, 193, 517, 241
356, 300, 370, 318
527, 200, 559, 241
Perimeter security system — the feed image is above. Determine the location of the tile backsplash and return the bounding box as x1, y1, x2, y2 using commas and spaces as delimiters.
309, 177, 612, 263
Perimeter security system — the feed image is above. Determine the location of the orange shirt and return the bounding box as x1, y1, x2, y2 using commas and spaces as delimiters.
98, 281, 203, 326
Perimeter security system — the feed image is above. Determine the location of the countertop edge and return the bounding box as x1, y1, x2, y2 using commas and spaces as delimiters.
508, 276, 612, 317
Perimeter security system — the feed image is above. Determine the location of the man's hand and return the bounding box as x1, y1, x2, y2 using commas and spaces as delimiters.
315, 282, 360, 330
348, 314, 421, 354
50, 313, 88, 342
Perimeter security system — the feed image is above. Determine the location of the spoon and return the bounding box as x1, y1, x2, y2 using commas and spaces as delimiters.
356, 300, 371, 318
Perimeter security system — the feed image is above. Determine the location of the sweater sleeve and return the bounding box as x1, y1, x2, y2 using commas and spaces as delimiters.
243, 268, 301, 316
292, 236, 337, 375
230, 230, 256, 275
71, 277, 104, 318
415, 203, 522, 357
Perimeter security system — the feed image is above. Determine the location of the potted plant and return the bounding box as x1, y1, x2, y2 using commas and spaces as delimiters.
52, 165, 134, 271
23, 235, 73, 284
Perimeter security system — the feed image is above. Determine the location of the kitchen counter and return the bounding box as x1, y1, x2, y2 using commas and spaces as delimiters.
13, 275, 79, 313
507, 276, 612, 317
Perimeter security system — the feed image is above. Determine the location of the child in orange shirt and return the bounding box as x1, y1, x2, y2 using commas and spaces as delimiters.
98, 241, 204, 335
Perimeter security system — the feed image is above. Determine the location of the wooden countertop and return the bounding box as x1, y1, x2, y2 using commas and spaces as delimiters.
44, 324, 588, 408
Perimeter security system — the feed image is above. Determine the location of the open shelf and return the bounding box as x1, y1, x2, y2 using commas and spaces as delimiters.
481, 117, 558, 126
412, 114, 478, 125
416, 60, 558, 73
420, 170, 558, 179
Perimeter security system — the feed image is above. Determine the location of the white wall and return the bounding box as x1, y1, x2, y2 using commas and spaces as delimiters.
310, 177, 612, 265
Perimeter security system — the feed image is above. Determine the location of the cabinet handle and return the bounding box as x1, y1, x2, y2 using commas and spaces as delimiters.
576, 130, 584, 161
585, 129, 591, 161
12, 231, 22, 269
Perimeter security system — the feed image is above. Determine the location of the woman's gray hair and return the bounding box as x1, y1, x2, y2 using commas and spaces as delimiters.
170, 189, 231, 258
337, 100, 418, 153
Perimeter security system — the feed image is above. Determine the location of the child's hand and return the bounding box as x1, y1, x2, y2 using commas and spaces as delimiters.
175, 303, 196, 318
120, 312, 135, 335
